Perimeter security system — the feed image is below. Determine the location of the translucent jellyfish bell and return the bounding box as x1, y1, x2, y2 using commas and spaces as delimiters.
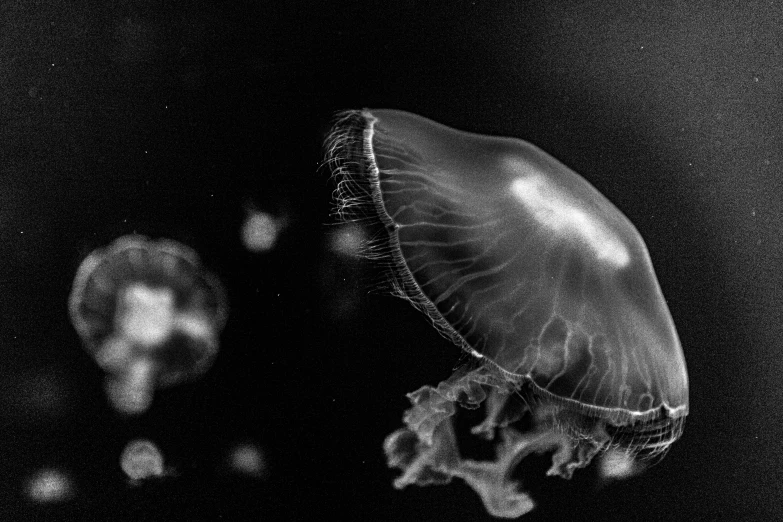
69, 235, 228, 415
326, 110, 689, 518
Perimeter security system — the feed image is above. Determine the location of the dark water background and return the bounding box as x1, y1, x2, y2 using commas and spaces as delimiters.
1, 1, 781, 520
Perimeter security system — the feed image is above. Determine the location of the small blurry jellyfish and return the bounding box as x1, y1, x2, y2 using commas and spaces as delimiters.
226, 442, 267, 478
69, 235, 228, 415
25, 468, 74, 503
598, 448, 642, 481
329, 222, 366, 259
120, 439, 166, 484
325, 110, 689, 517
241, 209, 287, 253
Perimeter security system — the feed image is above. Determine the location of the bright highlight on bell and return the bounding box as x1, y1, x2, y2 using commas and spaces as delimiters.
508, 173, 630, 267
325, 109, 688, 518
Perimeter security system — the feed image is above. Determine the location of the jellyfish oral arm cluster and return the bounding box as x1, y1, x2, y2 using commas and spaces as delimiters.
326, 109, 689, 518
119, 286, 175, 345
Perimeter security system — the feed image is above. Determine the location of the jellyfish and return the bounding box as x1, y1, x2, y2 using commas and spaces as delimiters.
225, 441, 268, 478
69, 235, 228, 415
241, 208, 288, 253
325, 110, 689, 518
24, 468, 75, 503
120, 439, 168, 484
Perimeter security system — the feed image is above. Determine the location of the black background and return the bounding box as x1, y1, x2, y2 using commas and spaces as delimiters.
1, 1, 781, 521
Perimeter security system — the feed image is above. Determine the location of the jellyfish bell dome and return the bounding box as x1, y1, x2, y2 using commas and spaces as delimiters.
326, 109, 688, 517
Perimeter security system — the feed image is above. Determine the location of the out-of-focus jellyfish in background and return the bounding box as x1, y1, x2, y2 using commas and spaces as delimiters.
120, 439, 168, 484
598, 448, 642, 481
69, 235, 228, 415
325, 109, 689, 518
329, 222, 366, 259
241, 207, 288, 253
225, 441, 268, 479
24, 468, 75, 504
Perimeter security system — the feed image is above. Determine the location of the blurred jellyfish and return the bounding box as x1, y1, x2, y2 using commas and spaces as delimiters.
25, 468, 74, 503
598, 447, 642, 481
241, 209, 287, 253
226, 442, 267, 478
329, 222, 366, 259
69, 235, 228, 415
120, 439, 166, 484
326, 110, 689, 518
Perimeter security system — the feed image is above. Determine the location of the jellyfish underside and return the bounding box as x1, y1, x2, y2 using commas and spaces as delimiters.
383, 366, 680, 518
69, 235, 227, 415
326, 110, 689, 517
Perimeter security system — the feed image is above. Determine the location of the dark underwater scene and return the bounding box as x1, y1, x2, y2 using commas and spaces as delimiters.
1, 2, 781, 521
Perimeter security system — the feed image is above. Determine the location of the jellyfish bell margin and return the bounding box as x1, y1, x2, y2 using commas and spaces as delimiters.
325, 109, 689, 518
